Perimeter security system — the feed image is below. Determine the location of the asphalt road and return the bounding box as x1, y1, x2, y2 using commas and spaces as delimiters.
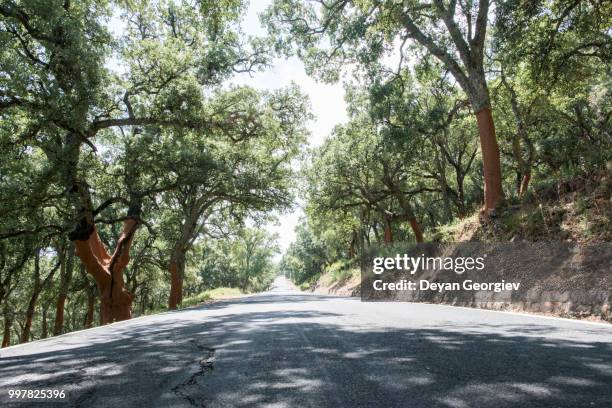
1, 277, 611, 408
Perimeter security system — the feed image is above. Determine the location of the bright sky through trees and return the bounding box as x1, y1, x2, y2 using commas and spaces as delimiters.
235, 0, 348, 252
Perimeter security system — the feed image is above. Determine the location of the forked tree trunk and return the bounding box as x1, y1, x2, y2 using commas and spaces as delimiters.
475, 108, 504, 210
402, 0, 505, 210
73, 219, 138, 324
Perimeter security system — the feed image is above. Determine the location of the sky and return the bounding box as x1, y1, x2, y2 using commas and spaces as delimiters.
232, 0, 348, 254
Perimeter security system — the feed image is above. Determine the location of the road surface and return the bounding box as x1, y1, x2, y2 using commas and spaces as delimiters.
1, 277, 611, 407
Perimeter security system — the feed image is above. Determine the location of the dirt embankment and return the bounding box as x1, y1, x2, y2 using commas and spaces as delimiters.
363, 242, 611, 322
306, 242, 611, 323
305, 270, 361, 297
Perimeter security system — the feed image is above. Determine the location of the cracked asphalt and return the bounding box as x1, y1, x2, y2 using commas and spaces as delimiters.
1, 277, 612, 408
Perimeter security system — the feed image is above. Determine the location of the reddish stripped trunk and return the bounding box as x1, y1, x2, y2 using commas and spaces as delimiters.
475, 108, 504, 211
54, 294, 67, 335
73, 219, 138, 324
409, 218, 424, 243
168, 254, 185, 310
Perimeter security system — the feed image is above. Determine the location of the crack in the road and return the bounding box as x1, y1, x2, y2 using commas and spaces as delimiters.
69, 366, 97, 407
72, 387, 96, 408
171, 341, 215, 407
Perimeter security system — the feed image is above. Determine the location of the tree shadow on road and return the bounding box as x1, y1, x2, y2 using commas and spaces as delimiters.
0, 299, 611, 408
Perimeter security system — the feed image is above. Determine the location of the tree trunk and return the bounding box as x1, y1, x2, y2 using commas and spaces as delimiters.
73, 219, 138, 324
85, 287, 95, 328
383, 217, 393, 244
409, 218, 424, 243
386, 183, 425, 243
168, 250, 186, 310
475, 108, 504, 210
167, 206, 205, 310
2, 308, 12, 348
503, 73, 533, 198
21, 250, 44, 343
372, 223, 381, 244
41, 307, 48, 339
140, 289, 148, 315
54, 243, 74, 336
21, 293, 37, 343
348, 230, 357, 259
54, 294, 67, 334
512, 138, 532, 198
519, 172, 531, 197
241, 274, 249, 292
